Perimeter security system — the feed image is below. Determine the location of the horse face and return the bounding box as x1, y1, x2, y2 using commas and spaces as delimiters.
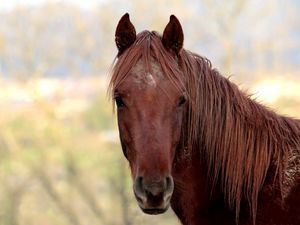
114, 59, 186, 214
113, 13, 185, 214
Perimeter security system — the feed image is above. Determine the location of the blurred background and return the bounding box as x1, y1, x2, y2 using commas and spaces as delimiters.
0, 0, 299, 224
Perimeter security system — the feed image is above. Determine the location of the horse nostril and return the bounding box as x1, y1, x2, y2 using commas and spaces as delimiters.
135, 176, 144, 193
165, 176, 174, 192
134, 176, 147, 204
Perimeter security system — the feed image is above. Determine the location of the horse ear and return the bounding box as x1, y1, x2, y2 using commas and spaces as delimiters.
115, 13, 136, 56
162, 15, 184, 55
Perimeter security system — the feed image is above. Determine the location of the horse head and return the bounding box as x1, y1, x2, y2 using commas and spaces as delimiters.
111, 13, 186, 214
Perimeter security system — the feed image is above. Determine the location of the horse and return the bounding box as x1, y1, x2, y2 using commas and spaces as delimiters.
109, 13, 300, 225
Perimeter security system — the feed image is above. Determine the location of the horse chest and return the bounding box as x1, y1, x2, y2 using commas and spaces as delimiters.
170, 156, 238, 225
171, 157, 216, 225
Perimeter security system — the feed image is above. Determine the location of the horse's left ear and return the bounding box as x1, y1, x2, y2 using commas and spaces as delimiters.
115, 13, 136, 56
162, 15, 184, 55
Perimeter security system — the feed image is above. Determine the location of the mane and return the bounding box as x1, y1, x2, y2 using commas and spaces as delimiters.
179, 42, 300, 222
109, 31, 300, 223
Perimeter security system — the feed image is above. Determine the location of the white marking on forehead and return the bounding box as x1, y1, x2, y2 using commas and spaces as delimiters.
130, 59, 164, 88
145, 73, 156, 87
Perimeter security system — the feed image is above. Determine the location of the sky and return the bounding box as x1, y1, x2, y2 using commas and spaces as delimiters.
0, 0, 106, 11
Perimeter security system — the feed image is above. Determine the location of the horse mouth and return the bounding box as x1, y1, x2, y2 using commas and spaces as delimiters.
135, 195, 171, 215
141, 206, 169, 215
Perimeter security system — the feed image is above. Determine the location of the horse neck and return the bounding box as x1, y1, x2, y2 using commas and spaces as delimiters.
182, 53, 300, 220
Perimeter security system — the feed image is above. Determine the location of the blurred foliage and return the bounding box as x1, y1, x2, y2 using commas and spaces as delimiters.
83, 95, 115, 131
0, 0, 299, 81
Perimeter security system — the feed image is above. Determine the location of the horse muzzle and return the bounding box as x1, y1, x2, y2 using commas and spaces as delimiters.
133, 175, 174, 214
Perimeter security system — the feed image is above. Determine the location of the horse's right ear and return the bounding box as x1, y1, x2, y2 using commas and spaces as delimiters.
115, 13, 136, 57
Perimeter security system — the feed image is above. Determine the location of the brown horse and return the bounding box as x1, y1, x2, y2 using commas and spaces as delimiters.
109, 13, 300, 225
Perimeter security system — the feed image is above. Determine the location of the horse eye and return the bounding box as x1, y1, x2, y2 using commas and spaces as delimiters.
115, 96, 125, 108
178, 95, 187, 107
